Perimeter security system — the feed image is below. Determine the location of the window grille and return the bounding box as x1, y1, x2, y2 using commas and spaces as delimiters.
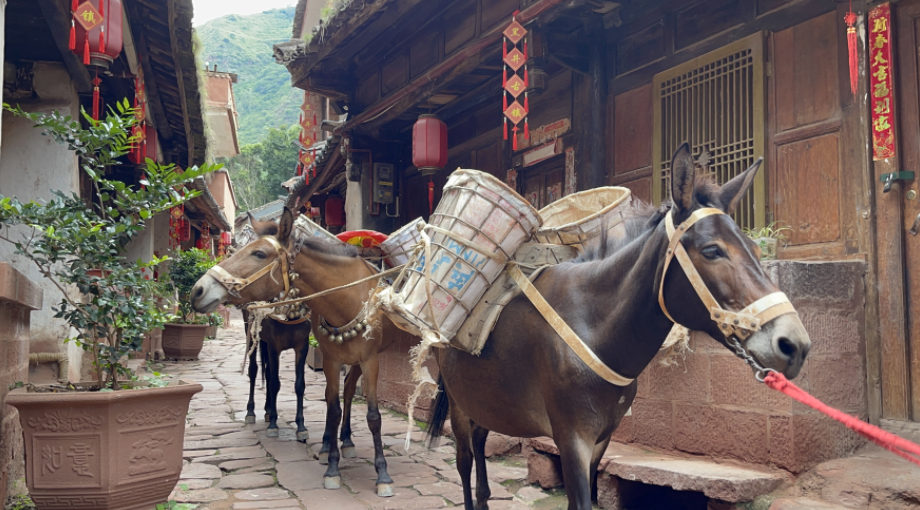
652, 33, 766, 229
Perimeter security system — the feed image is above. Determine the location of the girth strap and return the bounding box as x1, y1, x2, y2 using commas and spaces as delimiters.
508, 264, 634, 387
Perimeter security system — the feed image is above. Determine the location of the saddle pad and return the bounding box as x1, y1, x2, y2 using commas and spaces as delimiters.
453, 242, 579, 354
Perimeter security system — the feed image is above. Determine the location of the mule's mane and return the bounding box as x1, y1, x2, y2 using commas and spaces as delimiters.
577, 171, 722, 262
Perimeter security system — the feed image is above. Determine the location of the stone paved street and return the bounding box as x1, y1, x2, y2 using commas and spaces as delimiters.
160, 313, 554, 510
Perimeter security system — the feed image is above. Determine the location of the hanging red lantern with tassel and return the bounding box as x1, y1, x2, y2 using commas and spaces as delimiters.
412, 114, 448, 176
502, 13, 529, 152
845, 2, 859, 99
71, 0, 123, 70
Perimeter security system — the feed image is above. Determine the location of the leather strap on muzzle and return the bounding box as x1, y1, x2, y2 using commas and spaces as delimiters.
207, 237, 290, 299
658, 208, 797, 340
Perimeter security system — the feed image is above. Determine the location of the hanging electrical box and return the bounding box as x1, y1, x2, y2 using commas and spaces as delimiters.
373, 162, 395, 204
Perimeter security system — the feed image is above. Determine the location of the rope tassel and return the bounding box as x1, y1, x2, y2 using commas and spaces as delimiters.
83, 33, 91, 65
845, 10, 858, 98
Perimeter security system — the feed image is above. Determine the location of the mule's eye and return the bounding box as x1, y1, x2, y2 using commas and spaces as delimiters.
253, 250, 267, 260
701, 245, 725, 260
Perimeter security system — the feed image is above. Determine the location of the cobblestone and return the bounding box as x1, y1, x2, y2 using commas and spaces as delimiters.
160, 313, 554, 508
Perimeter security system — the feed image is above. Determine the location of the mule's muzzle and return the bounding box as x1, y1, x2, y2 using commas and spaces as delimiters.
746, 314, 811, 379
191, 274, 227, 314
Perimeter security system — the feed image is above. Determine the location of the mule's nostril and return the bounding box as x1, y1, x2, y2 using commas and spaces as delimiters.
193, 285, 203, 299
777, 337, 797, 359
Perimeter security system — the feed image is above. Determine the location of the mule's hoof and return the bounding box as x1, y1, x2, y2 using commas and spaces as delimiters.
318, 452, 329, 465
376, 483, 394, 498
266, 428, 279, 438
244, 415, 256, 424
297, 430, 310, 442
341, 446, 357, 458
324, 476, 342, 490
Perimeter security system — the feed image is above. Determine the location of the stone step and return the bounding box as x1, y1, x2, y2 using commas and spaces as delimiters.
527, 439, 786, 506
770, 497, 855, 509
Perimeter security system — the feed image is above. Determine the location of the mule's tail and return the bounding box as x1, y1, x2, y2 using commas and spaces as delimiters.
259, 341, 267, 388
425, 375, 449, 449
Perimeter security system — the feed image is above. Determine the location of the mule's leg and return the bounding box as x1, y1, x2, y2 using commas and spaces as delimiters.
245, 336, 259, 424
451, 405, 475, 510
261, 340, 271, 422
294, 344, 309, 442
265, 347, 282, 438
590, 436, 612, 504
340, 365, 362, 459
321, 357, 344, 489
471, 424, 491, 510
359, 356, 394, 497
555, 433, 595, 510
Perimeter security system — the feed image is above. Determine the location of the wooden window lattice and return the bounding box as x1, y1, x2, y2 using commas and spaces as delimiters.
652, 34, 766, 229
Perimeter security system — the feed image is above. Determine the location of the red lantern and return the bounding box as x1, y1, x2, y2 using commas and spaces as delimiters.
325, 196, 345, 227
220, 232, 232, 245
412, 114, 447, 176
70, 0, 123, 70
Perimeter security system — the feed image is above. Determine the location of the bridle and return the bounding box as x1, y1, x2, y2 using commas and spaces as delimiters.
657, 207, 798, 380
207, 236, 290, 299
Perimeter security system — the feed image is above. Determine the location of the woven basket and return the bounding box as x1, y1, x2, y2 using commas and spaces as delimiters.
380, 217, 425, 268
396, 169, 541, 342
534, 187, 632, 252
294, 215, 342, 244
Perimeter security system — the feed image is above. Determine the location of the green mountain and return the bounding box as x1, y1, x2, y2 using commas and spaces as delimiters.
196, 7, 302, 145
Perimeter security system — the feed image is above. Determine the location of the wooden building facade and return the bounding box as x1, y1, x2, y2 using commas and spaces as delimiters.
277, 0, 920, 477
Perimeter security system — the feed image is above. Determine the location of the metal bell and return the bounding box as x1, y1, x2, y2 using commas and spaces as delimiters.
354, 323, 364, 331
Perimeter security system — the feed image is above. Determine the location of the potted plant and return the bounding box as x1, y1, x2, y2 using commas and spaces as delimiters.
744, 222, 791, 260
205, 311, 224, 338
0, 103, 216, 510
162, 247, 219, 359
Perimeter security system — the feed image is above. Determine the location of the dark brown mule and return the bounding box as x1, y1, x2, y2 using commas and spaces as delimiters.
424, 144, 811, 510
233, 213, 312, 441
190, 211, 399, 497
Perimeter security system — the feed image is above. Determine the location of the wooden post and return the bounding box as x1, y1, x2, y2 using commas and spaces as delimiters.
573, 16, 608, 192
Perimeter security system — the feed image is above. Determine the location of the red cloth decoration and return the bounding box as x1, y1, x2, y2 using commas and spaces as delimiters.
428, 180, 434, 216
512, 126, 519, 151
503, 92, 508, 110
503, 117, 507, 140
524, 118, 529, 140
92, 75, 101, 120
765, 372, 920, 467
69, 21, 76, 50
503, 37, 507, 59
845, 9, 858, 98
83, 33, 91, 65
502, 16, 529, 151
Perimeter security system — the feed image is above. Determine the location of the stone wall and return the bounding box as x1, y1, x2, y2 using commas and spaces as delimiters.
0, 263, 42, 504
612, 260, 868, 473
376, 260, 868, 474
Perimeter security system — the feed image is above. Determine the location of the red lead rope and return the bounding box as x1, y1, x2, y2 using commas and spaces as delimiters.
764, 372, 920, 467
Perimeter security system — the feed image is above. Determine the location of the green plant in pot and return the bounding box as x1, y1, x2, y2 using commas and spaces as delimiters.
163, 247, 219, 358
0, 103, 217, 510
744, 222, 791, 261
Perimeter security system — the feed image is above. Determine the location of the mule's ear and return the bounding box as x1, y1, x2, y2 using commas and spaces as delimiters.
719, 157, 762, 215
669, 143, 696, 216
277, 207, 294, 243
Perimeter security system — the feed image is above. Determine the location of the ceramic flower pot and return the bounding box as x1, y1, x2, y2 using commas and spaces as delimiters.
5, 381, 203, 510
205, 325, 218, 338
161, 324, 208, 360
307, 345, 323, 371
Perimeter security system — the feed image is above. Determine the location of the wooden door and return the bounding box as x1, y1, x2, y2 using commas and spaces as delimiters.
893, 0, 920, 422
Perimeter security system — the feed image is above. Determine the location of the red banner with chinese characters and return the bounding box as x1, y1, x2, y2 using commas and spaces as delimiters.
869, 3, 895, 160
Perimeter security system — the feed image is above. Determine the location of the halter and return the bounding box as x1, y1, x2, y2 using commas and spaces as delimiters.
658, 207, 797, 341
207, 236, 290, 299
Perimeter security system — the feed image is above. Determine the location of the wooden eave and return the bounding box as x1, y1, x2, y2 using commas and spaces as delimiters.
125, 0, 207, 167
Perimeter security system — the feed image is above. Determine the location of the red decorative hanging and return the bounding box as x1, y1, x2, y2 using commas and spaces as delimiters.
428, 179, 434, 216
502, 15, 530, 151
845, 4, 858, 99
72, 0, 123, 70
412, 114, 448, 176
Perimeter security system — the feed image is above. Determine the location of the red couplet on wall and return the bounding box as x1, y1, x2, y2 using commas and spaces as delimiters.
412, 114, 447, 175
325, 196, 345, 227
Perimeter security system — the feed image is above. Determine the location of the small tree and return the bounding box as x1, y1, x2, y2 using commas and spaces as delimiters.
0, 102, 217, 390
167, 247, 218, 323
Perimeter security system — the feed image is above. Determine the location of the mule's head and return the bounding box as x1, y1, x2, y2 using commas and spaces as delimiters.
191, 209, 294, 313
660, 144, 810, 379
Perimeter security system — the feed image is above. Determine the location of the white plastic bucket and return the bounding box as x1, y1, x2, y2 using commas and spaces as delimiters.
396, 169, 542, 341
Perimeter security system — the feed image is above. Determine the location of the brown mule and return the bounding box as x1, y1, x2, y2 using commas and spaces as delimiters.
423, 143, 811, 510
191, 210, 399, 497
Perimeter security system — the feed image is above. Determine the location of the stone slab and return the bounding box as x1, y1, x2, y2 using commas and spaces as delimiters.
515, 486, 549, 504
221, 457, 276, 472
218, 473, 276, 489
235, 487, 293, 501
184, 436, 260, 449
276, 460, 327, 491
770, 498, 854, 510
180, 462, 222, 479
233, 500, 303, 510
295, 489, 369, 510
602, 451, 784, 503
171, 488, 229, 503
